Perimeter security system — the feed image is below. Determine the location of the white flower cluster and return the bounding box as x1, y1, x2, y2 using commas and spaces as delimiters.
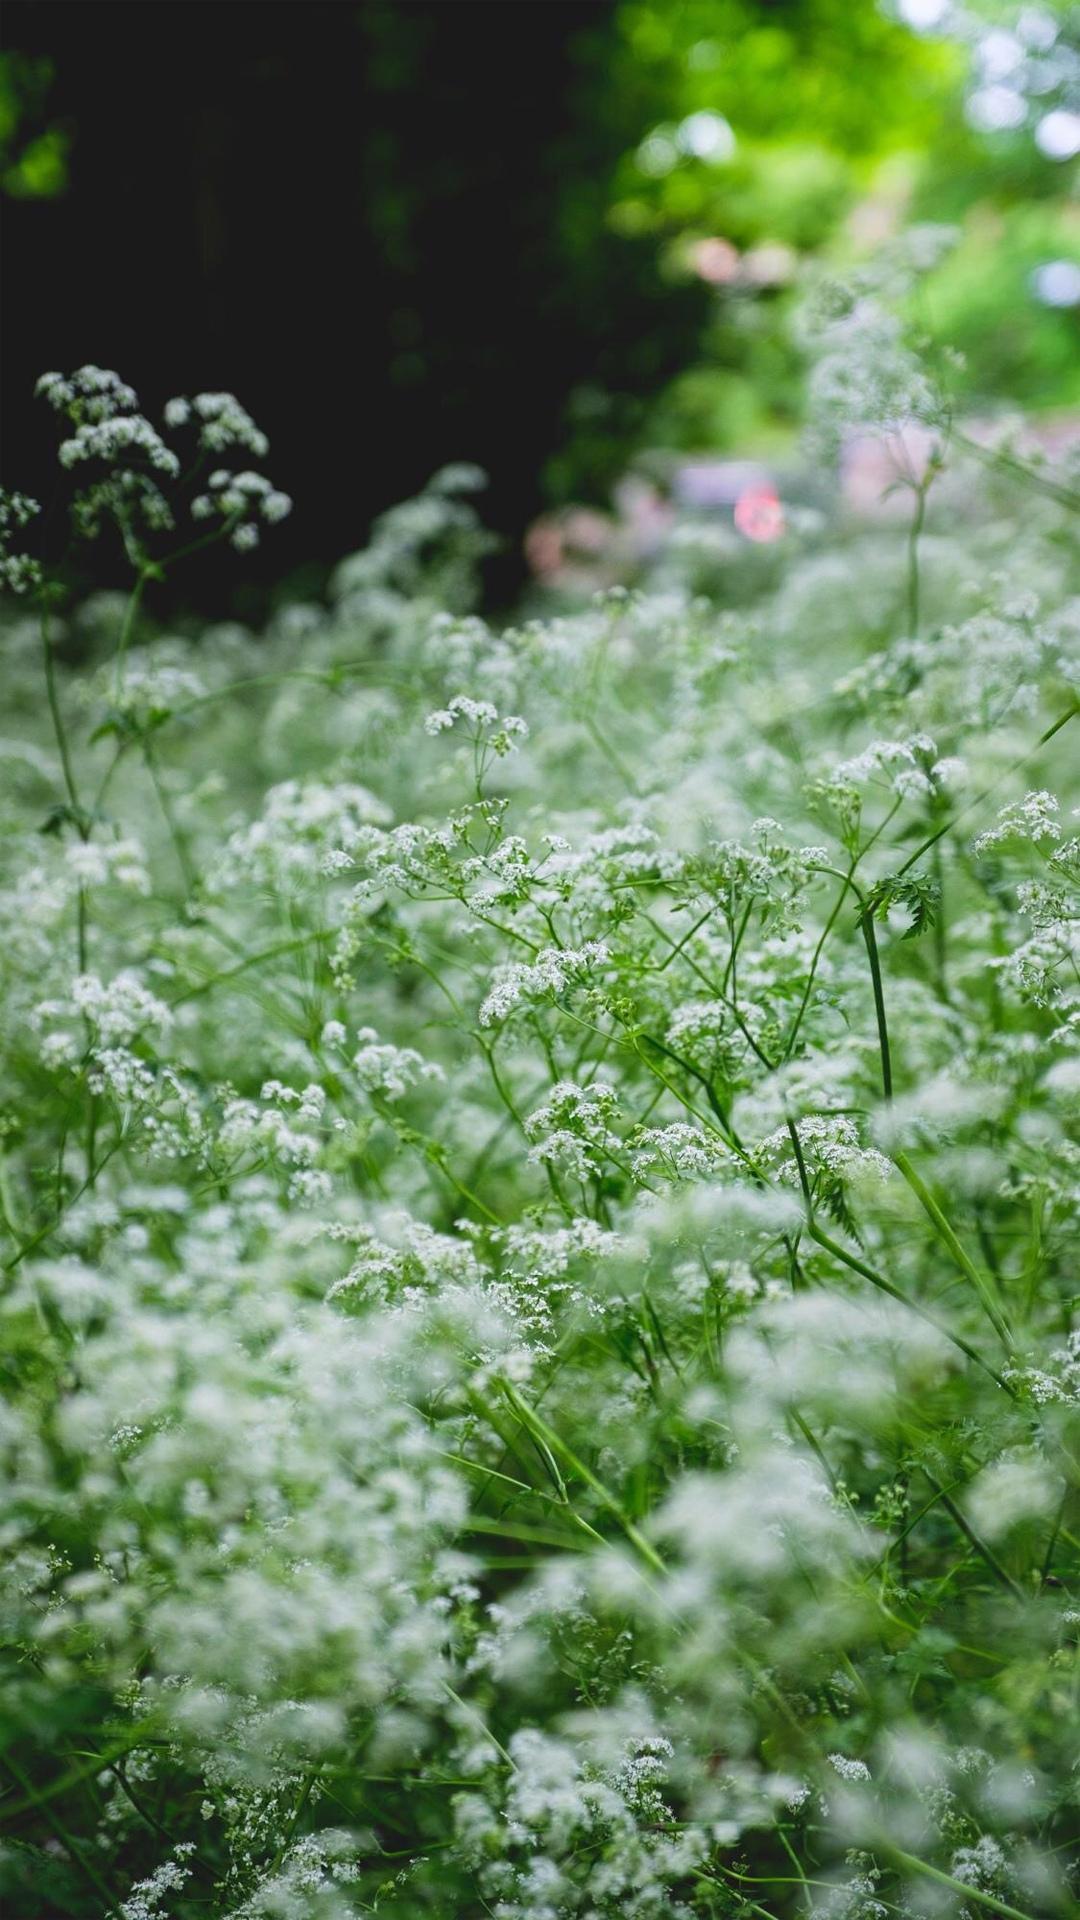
36, 364, 139, 421
973, 788, 1062, 852
327, 1213, 486, 1309
761, 1114, 893, 1189
0, 489, 42, 596
33, 968, 172, 1057
63, 834, 151, 895
26, 367, 287, 569
219, 1081, 330, 1204
525, 1079, 623, 1181
351, 1026, 446, 1100
58, 412, 180, 476
425, 693, 529, 755
1006, 1328, 1080, 1406
493, 1215, 627, 1335
828, 733, 943, 802
164, 389, 270, 455
451, 1727, 704, 1920
798, 235, 957, 457
805, 295, 945, 454
93, 642, 208, 728
191, 468, 293, 551
214, 777, 391, 889
117, 1843, 197, 1920
479, 940, 610, 1026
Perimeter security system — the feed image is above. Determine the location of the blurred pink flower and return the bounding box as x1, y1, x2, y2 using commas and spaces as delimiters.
688, 237, 740, 285
733, 486, 785, 542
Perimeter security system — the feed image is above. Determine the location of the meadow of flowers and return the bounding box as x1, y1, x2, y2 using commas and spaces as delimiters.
0, 236, 1078, 1918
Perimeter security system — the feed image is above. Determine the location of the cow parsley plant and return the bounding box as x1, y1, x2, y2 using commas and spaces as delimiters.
0, 304, 1078, 1919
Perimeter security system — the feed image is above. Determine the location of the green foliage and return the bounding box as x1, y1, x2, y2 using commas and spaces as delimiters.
918, 201, 1080, 408
865, 872, 941, 939
0, 52, 68, 198
551, 1, 1080, 484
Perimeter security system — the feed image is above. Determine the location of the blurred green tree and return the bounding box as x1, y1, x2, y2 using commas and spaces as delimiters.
550, 0, 1080, 490
0, 51, 68, 197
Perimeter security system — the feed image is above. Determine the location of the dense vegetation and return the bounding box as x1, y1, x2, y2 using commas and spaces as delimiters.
0, 226, 1078, 1918
4, 0, 1079, 580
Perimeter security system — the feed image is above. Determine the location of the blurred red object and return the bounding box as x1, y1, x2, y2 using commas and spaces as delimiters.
733, 486, 785, 542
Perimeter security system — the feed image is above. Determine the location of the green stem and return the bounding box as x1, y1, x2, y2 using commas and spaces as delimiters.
39, 602, 100, 1172
894, 704, 1078, 882
783, 867, 853, 1062
1, 1754, 118, 1907
40, 601, 83, 824
144, 739, 196, 893
113, 567, 149, 702
857, 901, 892, 1101
907, 476, 927, 639
893, 1149, 1013, 1350
804, 867, 890, 1097
806, 1214, 1013, 1393
879, 1844, 1037, 1920
952, 426, 1080, 515
500, 1380, 666, 1574
822, 876, 1009, 1350
921, 1468, 1024, 1599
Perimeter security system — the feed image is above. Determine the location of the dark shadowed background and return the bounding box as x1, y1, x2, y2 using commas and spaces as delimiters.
0, 0, 706, 609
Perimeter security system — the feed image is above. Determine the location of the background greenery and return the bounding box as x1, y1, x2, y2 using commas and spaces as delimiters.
2, 1, 1078, 609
